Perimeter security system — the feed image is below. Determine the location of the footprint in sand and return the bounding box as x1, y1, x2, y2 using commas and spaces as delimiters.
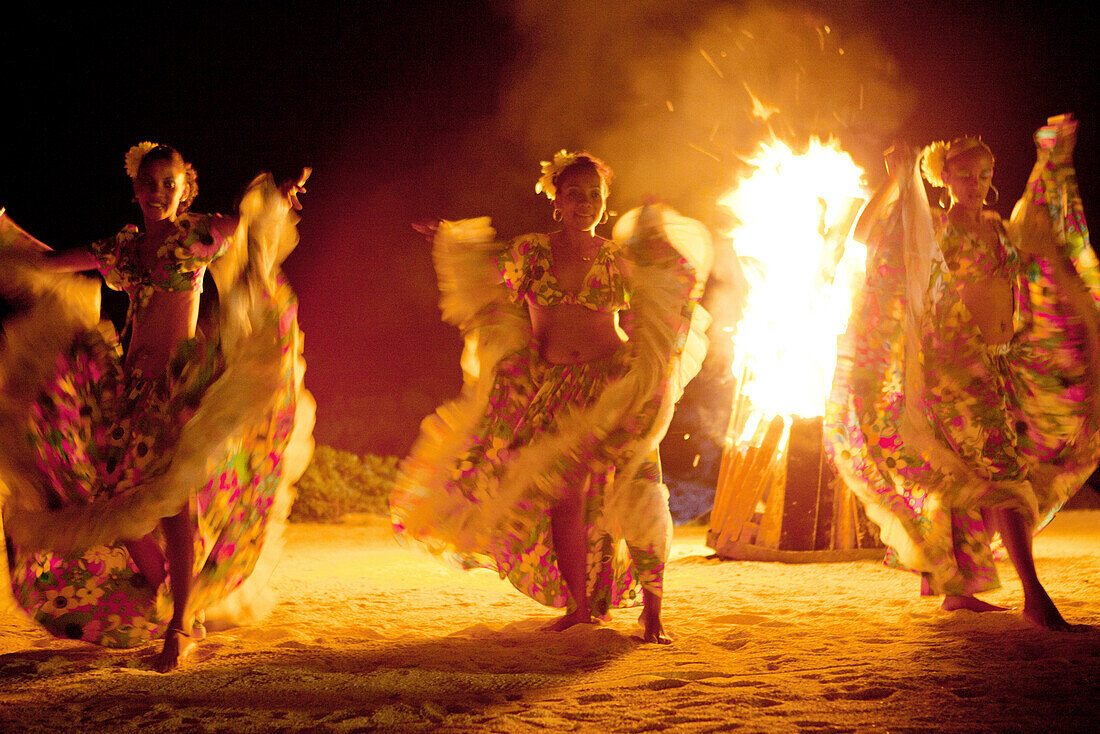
702, 678, 770, 689
822, 685, 897, 701
709, 613, 770, 625
576, 692, 614, 703
950, 686, 988, 699
818, 672, 864, 684
712, 638, 750, 652
643, 677, 691, 690
651, 669, 740, 681
275, 640, 311, 649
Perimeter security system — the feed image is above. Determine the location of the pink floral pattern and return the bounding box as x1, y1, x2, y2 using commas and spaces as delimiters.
826, 149, 1100, 596
499, 234, 627, 312
8, 264, 303, 648
445, 345, 665, 614
393, 217, 701, 616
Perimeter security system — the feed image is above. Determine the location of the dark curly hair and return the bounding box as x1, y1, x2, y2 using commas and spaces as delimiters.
136, 145, 200, 213
553, 152, 613, 198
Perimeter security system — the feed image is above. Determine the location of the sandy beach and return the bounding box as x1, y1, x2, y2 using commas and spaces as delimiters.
2, 510, 1099, 733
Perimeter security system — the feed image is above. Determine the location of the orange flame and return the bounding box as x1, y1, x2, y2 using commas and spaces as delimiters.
720, 137, 868, 423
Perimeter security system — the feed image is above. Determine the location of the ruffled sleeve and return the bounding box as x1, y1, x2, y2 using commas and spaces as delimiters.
163, 214, 232, 272
432, 218, 531, 383
88, 228, 132, 292
498, 235, 536, 304
613, 205, 712, 404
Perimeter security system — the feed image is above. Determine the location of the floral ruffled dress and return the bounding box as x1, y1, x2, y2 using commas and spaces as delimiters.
825, 144, 1100, 596
0, 176, 314, 646
392, 207, 710, 616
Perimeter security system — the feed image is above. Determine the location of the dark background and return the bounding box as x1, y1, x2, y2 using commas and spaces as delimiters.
3, 1, 1097, 472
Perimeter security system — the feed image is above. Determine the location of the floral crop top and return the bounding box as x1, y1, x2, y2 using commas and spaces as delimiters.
498, 233, 628, 312
935, 210, 1019, 284
89, 213, 231, 298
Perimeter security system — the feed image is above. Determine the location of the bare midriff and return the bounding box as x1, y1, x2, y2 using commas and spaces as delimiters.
528, 300, 625, 364
958, 274, 1015, 346
125, 289, 202, 374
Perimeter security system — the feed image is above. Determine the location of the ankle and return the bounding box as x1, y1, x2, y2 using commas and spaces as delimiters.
1021, 585, 1050, 604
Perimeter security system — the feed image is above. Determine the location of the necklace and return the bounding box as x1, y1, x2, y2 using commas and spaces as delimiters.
552, 234, 599, 262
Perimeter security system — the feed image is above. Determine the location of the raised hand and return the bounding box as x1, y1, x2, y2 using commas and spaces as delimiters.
1036, 113, 1077, 164
883, 142, 915, 180
1009, 198, 1058, 258
411, 220, 440, 243
280, 167, 312, 211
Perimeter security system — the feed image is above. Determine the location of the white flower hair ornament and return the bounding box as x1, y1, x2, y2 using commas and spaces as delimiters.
919, 140, 948, 188
535, 149, 580, 201
124, 141, 159, 180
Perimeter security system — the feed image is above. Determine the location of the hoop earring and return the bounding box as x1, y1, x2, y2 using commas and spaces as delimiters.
552, 209, 563, 222
985, 185, 999, 206
600, 211, 609, 225
939, 190, 951, 209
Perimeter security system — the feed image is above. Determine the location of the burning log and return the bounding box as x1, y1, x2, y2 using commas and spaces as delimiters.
707, 406, 882, 561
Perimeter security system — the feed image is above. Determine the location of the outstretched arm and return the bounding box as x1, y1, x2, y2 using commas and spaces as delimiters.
1, 209, 99, 271
0, 208, 53, 253
853, 145, 909, 245
41, 248, 99, 272
208, 167, 312, 241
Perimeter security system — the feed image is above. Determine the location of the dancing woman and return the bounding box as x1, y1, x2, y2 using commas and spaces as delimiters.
0, 143, 315, 670
391, 151, 710, 643
826, 115, 1100, 629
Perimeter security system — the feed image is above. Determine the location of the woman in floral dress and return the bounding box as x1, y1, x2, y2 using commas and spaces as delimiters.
392, 152, 710, 642
826, 115, 1100, 629
0, 143, 315, 669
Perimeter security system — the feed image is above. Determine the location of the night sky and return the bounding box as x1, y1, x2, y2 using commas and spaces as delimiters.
3, 1, 1098, 457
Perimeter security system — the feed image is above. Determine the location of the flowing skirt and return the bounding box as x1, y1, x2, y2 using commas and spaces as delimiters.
0, 175, 315, 646
392, 207, 710, 613
825, 151, 1100, 596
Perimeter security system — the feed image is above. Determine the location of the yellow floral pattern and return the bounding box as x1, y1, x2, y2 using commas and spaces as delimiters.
826, 150, 1100, 596
8, 262, 306, 648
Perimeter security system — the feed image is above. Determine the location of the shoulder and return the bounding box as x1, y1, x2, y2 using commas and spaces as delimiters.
89, 224, 138, 258
510, 232, 549, 251
598, 236, 623, 260
503, 233, 550, 267
165, 213, 228, 265
982, 209, 1007, 232
981, 210, 1005, 227
177, 213, 216, 239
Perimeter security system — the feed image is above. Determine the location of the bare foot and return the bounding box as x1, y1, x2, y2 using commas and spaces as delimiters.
638, 589, 671, 644
154, 627, 197, 673
639, 609, 672, 645
543, 608, 594, 632
941, 595, 1008, 613
1022, 587, 1091, 632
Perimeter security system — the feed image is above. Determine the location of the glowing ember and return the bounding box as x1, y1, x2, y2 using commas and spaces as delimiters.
720, 137, 868, 421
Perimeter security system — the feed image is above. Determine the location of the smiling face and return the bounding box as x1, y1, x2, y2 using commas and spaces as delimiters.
942, 146, 994, 212
133, 157, 189, 224
553, 166, 608, 233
